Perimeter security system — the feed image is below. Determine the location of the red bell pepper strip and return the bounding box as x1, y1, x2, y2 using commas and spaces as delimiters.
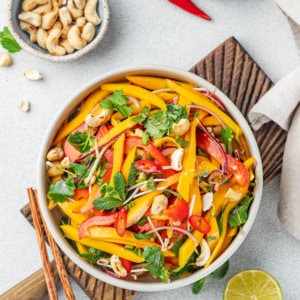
115, 207, 127, 237
119, 257, 132, 279
135, 159, 162, 173
164, 198, 189, 222
197, 130, 250, 188
73, 188, 89, 201
188, 215, 211, 234
124, 136, 176, 177
168, 0, 211, 21
78, 214, 116, 239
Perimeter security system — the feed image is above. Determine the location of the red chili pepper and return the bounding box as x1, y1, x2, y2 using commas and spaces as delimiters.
73, 188, 89, 201
164, 198, 189, 221
135, 159, 162, 173
119, 257, 132, 278
188, 215, 211, 234
168, 0, 211, 21
115, 207, 127, 237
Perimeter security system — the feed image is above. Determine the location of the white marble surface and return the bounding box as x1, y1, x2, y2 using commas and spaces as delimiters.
1, 0, 300, 299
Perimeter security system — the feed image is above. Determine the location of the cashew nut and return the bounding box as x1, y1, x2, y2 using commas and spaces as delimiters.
59, 38, 75, 53
37, 27, 48, 49
47, 147, 64, 161
46, 161, 64, 177
151, 195, 168, 215
110, 255, 128, 278
81, 22, 95, 42
74, 0, 86, 10
58, 6, 72, 27
19, 21, 38, 43
31, 1, 53, 14
18, 11, 42, 27
67, 0, 83, 19
84, 0, 101, 25
17, 100, 31, 112
202, 192, 213, 211
24, 69, 43, 80
52, 0, 64, 8
170, 148, 184, 171
76, 17, 87, 30
22, 0, 49, 12
60, 157, 70, 169
0, 52, 12, 67
85, 108, 112, 127
172, 118, 190, 136
67, 25, 87, 49
195, 239, 211, 267
46, 27, 67, 56
42, 7, 59, 30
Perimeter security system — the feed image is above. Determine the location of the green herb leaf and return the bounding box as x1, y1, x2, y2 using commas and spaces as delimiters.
67, 131, 92, 153
144, 110, 169, 138
211, 260, 230, 279
70, 162, 88, 176
142, 131, 149, 145
175, 135, 189, 147
48, 178, 75, 202
143, 246, 170, 282
132, 106, 150, 124
93, 196, 123, 210
0, 26, 21, 53
128, 162, 137, 186
100, 90, 133, 118
79, 246, 110, 264
192, 278, 205, 294
133, 233, 153, 240
221, 127, 233, 153
228, 196, 254, 227
146, 177, 155, 190
113, 172, 127, 201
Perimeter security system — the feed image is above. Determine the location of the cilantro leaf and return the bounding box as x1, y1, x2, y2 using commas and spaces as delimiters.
100, 90, 133, 118
221, 127, 233, 153
67, 131, 92, 153
48, 178, 75, 203
0, 27, 21, 53
228, 196, 254, 227
132, 106, 150, 124
143, 246, 170, 282
133, 233, 153, 240
69, 162, 88, 176
144, 110, 169, 138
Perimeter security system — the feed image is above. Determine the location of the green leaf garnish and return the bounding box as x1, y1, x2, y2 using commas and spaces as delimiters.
69, 162, 88, 177
67, 131, 92, 153
48, 178, 75, 203
132, 106, 150, 124
0, 26, 21, 53
221, 127, 233, 153
100, 90, 133, 118
133, 233, 153, 240
211, 260, 230, 279
113, 172, 127, 201
192, 278, 205, 294
228, 196, 254, 227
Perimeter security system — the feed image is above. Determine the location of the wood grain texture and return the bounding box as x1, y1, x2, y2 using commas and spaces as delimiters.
189, 36, 287, 185
18, 36, 286, 299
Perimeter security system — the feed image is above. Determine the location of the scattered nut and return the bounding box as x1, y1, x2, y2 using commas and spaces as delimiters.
85, 109, 112, 127
19, 21, 38, 43
22, 0, 48, 12
24, 69, 43, 80
46, 161, 64, 177
46, 27, 67, 56
47, 147, 64, 161
41, 7, 59, 30
84, 0, 101, 25
18, 11, 42, 27
172, 118, 190, 136
17, 100, 31, 112
151, 195, 168, 215
110, 255, 128, 278
37, 27, 48, 49
0, 52, 12, 67
67, 25, 86, 49
81, 22, 95, 42
170, 148, 184, 171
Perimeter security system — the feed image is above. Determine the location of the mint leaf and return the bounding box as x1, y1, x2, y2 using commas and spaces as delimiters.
133, 233, 153, 240
0, 27, 21, 53
221, 127, 233, 153
48, 178, 75, 202
100, 90, 133, 118
128, 162, 137, 186
211, 260, 230, 279
93, 196, 122, 210
228, 196, 254, 227
192, 278, 205, 294
113, 172, 126, 201
143, 246, 170, 282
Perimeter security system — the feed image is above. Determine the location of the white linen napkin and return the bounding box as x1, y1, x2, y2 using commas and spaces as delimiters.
248, 0, 300, 240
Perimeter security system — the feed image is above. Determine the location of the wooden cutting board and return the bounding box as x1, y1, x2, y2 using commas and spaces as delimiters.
18, 36, 286, 299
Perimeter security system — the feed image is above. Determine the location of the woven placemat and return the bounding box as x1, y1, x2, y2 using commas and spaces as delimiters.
21, 36, 286, 299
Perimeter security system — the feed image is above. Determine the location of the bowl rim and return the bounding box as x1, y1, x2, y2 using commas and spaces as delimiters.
36, 64, 263, 292
6, 0, 110, 62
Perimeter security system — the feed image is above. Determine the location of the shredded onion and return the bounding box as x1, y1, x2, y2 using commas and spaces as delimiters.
127, 95, 140, 108
194, 87, 226, 111
152, 88, 172, 93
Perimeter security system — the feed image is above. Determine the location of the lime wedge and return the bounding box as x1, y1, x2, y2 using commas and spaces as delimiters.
223, 269, 283, 300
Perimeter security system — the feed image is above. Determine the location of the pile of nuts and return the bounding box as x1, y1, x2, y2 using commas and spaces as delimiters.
18, 0, 101, 56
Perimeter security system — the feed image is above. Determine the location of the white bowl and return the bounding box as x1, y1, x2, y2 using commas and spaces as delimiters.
37, 65, 263, 292
6, 0, 109, 62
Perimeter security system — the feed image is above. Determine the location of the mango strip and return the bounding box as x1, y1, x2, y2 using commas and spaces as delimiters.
166, 79, 242, 136
206, 215, 220, 252
54, 90, 110, 144
101, 83, 167, 110
177, 119, 198, 200
153, 136, 181, 148
88, 226, 175, 257
205, 200, 239, 267
121, 147, 136, 181
190, 177, 202, 215
110, 133, 125, 185
61, 225, 144, 263
178, 230, 203, 268
97, 117, 137, 148
57, 200, 88, 225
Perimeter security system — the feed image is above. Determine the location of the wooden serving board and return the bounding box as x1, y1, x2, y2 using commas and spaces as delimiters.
19, 36, 286, 299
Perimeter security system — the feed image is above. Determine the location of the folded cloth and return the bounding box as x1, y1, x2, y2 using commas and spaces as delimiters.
248, 0, 300, 240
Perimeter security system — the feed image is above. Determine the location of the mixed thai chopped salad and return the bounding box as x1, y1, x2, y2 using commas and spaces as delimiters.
46, 75, 257, 282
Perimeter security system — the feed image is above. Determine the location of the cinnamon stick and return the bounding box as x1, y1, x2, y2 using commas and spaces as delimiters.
27, 188, 58, 300
33, 189, 75, 300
